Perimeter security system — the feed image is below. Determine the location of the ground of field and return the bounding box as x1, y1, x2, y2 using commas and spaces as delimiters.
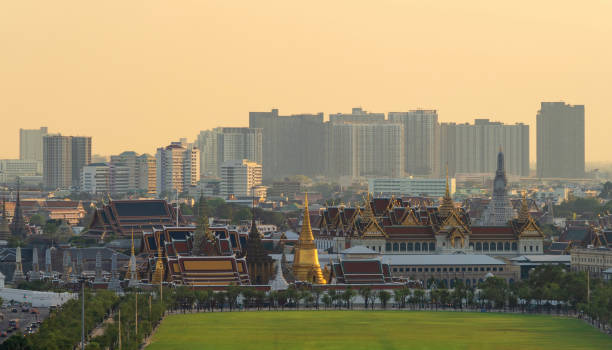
147, 311, 612, 350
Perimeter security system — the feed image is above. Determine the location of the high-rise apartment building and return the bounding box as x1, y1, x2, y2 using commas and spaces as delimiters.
80, 163, 111, 195
71, 136, 92, 187
220, 159, 262, 198
537, 102, 585, 179
249, 109, 326, 180
19, 127, 48, 164
109, 151, 157, 196
388, 110, 439, 176
138, 154, 157, 196
195, 127, 263, 178
43, 135, 72, 190
156, 141, 200, 196
326, 122, 404, 179
440, 119, 529, 177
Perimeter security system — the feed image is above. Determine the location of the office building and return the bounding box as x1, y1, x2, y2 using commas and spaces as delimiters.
156, 141, 200, 196
138, 154, 157, 196
440, 119, 529, 177
389, 110, 439, 176
0, 160, 41, 180
220, 159, 262, 198
537, 102, 585, 178
19, 127, 48, 164
249, 109, 326, 180
368, 177, 455, 197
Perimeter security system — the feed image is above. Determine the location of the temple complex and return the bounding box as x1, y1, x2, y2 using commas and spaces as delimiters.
293, 193, 327, 284
312, 173, 545, 257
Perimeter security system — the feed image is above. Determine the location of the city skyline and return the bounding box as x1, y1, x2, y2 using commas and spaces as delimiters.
1, 1, 611, 162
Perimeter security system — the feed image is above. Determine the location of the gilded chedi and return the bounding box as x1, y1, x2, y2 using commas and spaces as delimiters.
293, 193, 327, 284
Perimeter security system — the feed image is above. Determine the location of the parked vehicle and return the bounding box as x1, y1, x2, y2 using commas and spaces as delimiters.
30, 308, 39, 315
11, 308, 18, 313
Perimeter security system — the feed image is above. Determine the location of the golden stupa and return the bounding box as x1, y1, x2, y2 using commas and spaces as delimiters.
151, 233, 165, 285
293, 193, 326, 284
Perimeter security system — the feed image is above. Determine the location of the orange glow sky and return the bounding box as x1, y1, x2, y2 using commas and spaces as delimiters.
1, 1, 610, 161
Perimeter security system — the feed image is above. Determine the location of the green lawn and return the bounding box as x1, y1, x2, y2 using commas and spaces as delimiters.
147, 311, 612, 350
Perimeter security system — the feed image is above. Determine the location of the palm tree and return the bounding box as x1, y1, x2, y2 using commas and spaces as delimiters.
267, 291, 277, 311
413, 289, 425, 310
343, 288, 356, 309
214, 292, 226, 311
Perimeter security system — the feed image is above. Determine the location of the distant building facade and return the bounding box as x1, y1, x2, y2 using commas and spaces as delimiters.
368, 177, 455, 197
440, 119, 529, 177
156, 141, 200, 196
249, 109, 326, 180
388, 110, 439, 176
220, 159, 262, 198
19, 127, 48, 164
43, 135, 92, 190
537, 102, 585, 178
326, 120, 404, 179
195, 127, 262, 178
109, 151, 157, 196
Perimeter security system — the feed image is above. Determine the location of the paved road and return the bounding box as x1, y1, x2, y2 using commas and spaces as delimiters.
0, 306, 50, 344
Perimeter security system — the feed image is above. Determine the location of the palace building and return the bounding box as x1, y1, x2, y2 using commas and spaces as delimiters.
312, 176, 545, 257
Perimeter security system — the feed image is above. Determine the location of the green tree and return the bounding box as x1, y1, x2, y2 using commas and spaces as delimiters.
378, 290, 391, 309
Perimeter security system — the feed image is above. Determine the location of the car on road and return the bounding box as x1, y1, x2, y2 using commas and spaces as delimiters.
11, 308, 17, 313
30, 308, 39, 315
0, 331, 7, 337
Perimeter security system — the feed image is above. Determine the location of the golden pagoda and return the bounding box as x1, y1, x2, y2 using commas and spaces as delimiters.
151, 233, 165, 284
293, 193, 326, 284
439, 165, 455, 217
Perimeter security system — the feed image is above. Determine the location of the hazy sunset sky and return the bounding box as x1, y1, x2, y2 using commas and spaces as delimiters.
1, 1, 611, 161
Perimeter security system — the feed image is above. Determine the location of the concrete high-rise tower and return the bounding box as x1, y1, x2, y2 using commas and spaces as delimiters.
537, 102, 585, 178
20, 127, 48, 163
389, 110, 439, 176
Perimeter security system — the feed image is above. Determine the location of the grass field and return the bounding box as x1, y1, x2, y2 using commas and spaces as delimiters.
147, 311, 612, 350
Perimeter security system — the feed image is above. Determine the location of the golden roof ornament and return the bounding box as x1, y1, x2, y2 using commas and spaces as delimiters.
518, 191, 529, 223
439, 164, 455, 217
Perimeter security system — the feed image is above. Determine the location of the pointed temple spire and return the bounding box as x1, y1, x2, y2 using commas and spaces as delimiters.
12, 246, 25, 284
246, 199, 273, 284
94, 250, 103, 282
439, 164, 455, 217
518, 191, 530, 224
30, 247, 41, 281
270, 258, 289, 291
10, 180, 27, 239
45, 248, 52, 274
292, 192, 326, 284
128, 228, 139, 287
151, 232, 165, 285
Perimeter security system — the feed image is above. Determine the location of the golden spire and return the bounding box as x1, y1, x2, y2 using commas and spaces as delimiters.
293, 192, 326, 284
518, 191, 529, 223
131, 228, 135, 257
151, 230, 165, 284
439, 164, 455, 217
